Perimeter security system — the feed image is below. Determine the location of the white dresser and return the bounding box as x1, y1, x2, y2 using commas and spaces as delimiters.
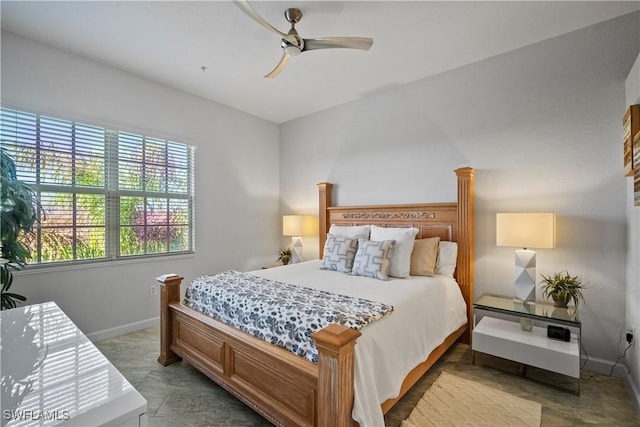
1, 302, 147, 426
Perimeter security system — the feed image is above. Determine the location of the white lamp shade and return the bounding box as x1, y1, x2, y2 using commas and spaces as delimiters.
496, 213, 556, 249
282, 215, 317, 237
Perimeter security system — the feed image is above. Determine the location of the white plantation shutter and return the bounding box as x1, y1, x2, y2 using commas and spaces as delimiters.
1, 109, 38, 183
0, 107, 194, 266
113, 131, 194, 257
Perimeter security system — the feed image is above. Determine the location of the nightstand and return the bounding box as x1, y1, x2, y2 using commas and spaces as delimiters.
472, 293, 581, 394
261, 264, 282, 269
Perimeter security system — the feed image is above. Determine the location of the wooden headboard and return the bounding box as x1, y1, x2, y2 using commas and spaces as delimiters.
317, 167, 475, 344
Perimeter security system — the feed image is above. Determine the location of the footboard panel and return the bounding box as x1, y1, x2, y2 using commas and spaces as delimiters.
170, 304, 318, 427
227, 340, 317, 425
173, 311, 225, 376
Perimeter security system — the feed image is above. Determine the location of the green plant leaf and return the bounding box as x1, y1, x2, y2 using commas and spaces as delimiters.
1, 147, 38, 309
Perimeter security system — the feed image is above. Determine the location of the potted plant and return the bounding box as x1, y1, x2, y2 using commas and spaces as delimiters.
277, 247, 292, 265
1, 147, 38, 310
540, 270, 584, 308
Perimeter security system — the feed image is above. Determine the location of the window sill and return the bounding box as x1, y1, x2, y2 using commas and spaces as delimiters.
12, 252, 196, 276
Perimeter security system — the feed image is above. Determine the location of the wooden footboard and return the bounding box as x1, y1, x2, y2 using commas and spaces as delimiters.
157, 274, 360, 427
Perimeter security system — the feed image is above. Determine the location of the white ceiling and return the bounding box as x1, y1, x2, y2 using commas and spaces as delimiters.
2, 1, 639, 124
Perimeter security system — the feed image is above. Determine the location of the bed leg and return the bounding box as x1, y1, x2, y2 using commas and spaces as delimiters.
157, 275, 184, 366
312, 324, 361, 427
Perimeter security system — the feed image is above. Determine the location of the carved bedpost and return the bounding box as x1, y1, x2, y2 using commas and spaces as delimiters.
317, 182, 333, 258
312, 324, 361, 427
454, 167, 475, 345
157, 275, 184, 366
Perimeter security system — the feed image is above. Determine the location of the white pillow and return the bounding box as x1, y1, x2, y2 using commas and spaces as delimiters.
328, 224, 371, 240
435, 241, 458, 277
370, 225, 419, 278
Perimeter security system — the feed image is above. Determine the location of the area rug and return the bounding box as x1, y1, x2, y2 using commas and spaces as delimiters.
402, 371, 542, 427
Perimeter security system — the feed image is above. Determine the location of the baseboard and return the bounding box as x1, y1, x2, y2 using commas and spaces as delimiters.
87, 317, 159, 342
625, 375, 640, 411
581, 355, 629, 377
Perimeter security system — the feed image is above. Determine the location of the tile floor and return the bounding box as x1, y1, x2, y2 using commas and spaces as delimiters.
95, 326, 640, 426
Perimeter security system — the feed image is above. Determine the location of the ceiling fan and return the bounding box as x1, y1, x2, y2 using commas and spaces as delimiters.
234, 0, 374, 78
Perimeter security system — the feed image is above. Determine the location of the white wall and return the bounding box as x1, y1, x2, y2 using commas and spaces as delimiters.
1, 32, 280, 339
280, 12, 639, 372
625, 52, 640, 407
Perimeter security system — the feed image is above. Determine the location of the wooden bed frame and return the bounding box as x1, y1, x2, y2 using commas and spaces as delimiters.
157, 167, 475, 427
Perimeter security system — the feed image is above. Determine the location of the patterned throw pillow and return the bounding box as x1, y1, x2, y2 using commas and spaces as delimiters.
321, 234, 359, 273
351, 239, 395, 280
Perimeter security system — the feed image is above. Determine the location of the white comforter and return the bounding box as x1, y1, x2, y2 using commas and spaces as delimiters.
252, 260, 467, 427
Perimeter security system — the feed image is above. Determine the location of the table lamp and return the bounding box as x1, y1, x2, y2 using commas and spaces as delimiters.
496, 213, 556, 303
282, 215, 317, 263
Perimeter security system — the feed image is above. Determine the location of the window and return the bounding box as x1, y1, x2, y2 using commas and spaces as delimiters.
0, 107, 194, 265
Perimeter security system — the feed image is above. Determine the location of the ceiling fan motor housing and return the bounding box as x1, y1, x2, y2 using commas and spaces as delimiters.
281, 36, 303, 56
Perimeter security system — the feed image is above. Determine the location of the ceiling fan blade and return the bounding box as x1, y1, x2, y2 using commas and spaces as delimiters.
234, 0, 289, 39
302, 37, 373, 52
265, 54, 290, 79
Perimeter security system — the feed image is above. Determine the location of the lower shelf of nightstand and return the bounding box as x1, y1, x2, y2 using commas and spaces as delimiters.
473, 316, 580, 378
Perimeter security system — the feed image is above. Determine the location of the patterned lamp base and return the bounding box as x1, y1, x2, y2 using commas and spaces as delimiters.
291, 237, 303, 263
514, 249, 536, 302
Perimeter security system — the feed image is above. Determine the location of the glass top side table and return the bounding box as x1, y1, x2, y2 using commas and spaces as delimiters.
473, 293, 581, 394
474, 293, 580, 327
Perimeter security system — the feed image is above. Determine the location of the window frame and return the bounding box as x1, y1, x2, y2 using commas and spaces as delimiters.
1, 106, 195, 269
